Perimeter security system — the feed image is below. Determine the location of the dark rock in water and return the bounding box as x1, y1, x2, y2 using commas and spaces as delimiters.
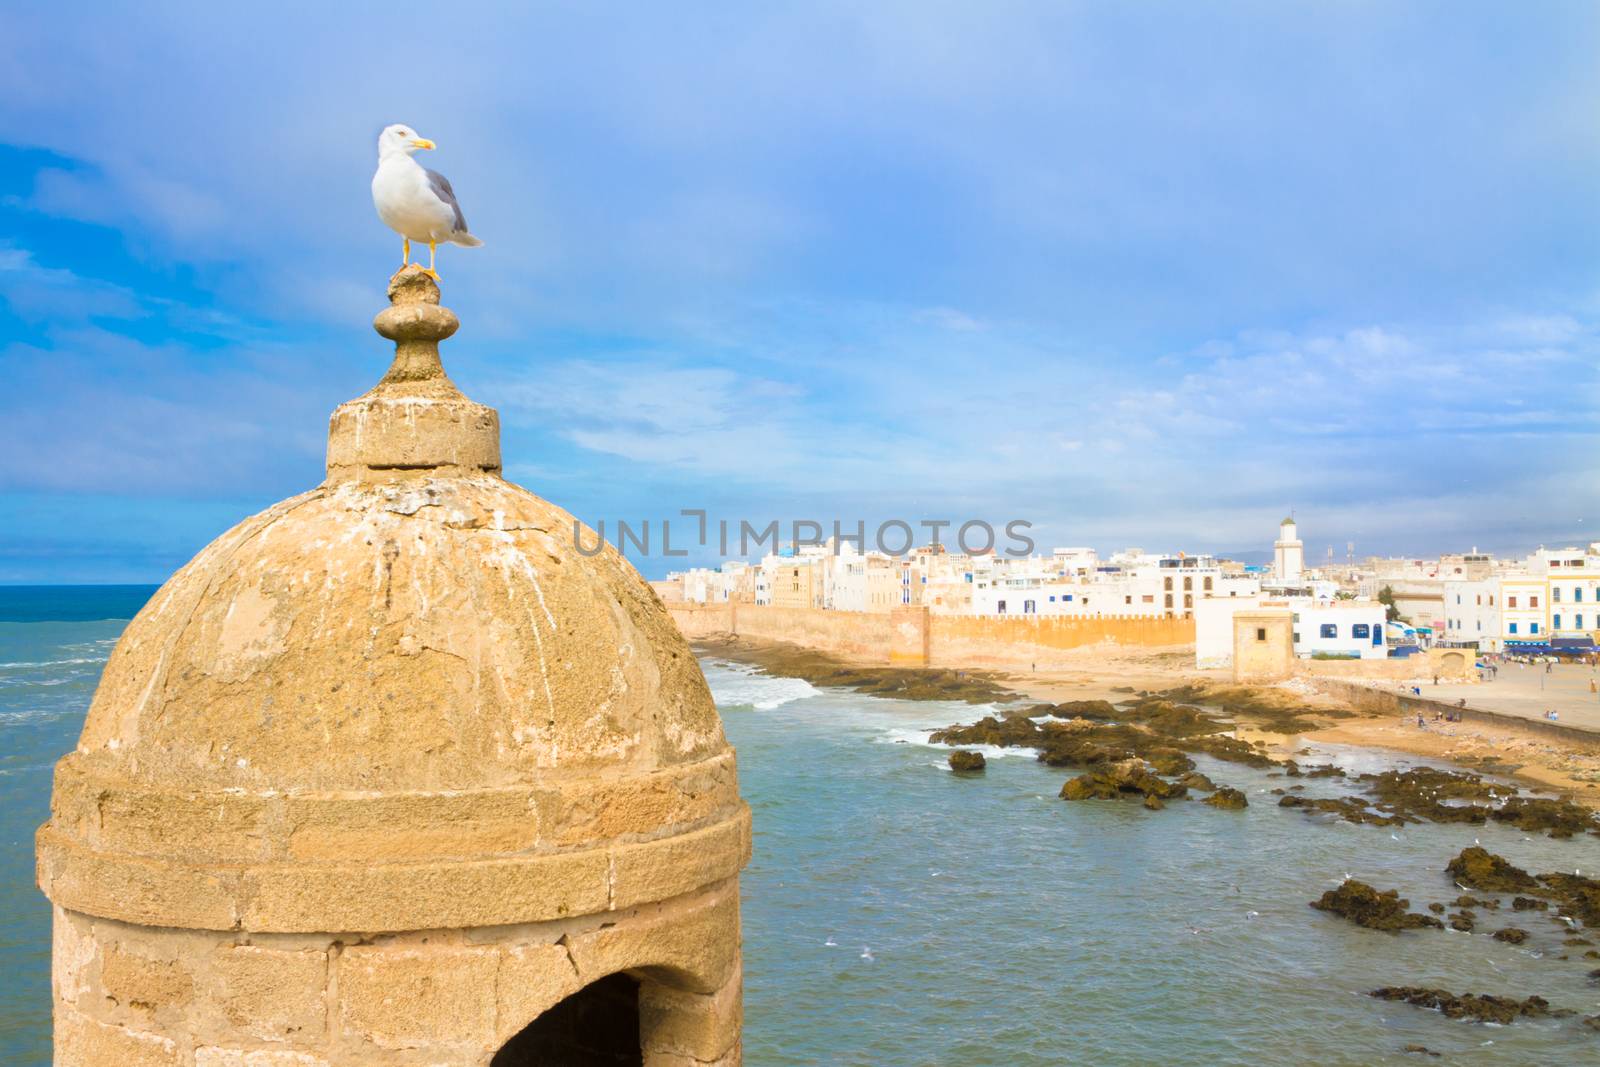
1204, 787, 1248, 810
1143, 793, 1165, 811
1282, 760, 1302, 778
1400, 1046, 1440, 1058
1513, 896, 1549, 911
694, 638, 1017, 703
1586, 1015, 1600, 1031
1060, 759, 1186, 803
1449, 911, 1475, 932
1042, 699, 1117, 718
1492, 927, 1529, 944
1454, 894, 1498, 909
930, 715, 1040, 749
1489, 796, 1599, 838
1311, 881, 1443, 931
1426, 902, 1446, 914
1357, 766, 1500, 827
1446, 847, 1540, 894
1306, 764, 1347, 778
1155, 683, 1338, 733
1179, 772, 1216, 792
1278, 795, 1403, 826
1270, 788, 1285, 795
1369, 986, 1553, 1024
1535, 870, 1600, 929
948, 750, 986, 774
1110, 686, 1136, 693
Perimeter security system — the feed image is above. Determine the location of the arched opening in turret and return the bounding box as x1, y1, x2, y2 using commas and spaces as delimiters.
490, 971, 642, 1066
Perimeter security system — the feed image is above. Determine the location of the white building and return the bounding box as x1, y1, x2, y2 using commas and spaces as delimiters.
1290, 600, 1387, 659
1443, 577, 1501, 651
1196, 595, 1385, 666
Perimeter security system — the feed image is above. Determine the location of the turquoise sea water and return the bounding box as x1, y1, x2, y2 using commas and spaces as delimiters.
4, 586, 1600, 1064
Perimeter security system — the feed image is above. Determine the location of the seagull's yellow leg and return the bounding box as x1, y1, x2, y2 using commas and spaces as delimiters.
423, 240, 440, 280
402, 237, 410, 267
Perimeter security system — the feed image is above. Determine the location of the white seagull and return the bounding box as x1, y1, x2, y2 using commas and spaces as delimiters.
371, 123, 482, 278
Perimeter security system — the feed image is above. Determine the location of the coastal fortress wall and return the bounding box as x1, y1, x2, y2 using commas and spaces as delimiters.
926, 613, 1194, 668
666, 602, 1193, 667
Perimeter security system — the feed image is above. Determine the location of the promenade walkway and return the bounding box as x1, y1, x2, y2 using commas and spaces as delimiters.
1393, 660, 1600, 733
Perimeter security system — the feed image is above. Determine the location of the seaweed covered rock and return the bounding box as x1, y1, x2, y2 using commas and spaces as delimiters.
1492, 927, 1529, 944
1537, 871, 1600, 928
1154, 683, 1335, 733
1513, 896, 1549, 912
1060, 759, 1186, 803
1449, 911, 1475, 932
1446, 847, 1540, 894
929, 714, 1040, 749
1180, 772, 1216, 792
1311, 880, 1443, 931
1278, 795, 1405, 827
1204, 787, 1249, 810
948, 750, 986, 774
1490, 796, 1599, 839
1369, 987, 1554, 1025
1041, 699, 1117, 718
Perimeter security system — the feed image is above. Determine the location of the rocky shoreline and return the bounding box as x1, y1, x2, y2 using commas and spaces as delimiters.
698, 637, 1600, 1044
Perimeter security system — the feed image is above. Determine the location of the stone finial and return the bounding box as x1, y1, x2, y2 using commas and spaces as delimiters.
324, 266, 501, 481
374, 266, 459, 383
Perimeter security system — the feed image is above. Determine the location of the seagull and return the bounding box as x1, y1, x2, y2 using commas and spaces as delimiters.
371, 123, 482, 279
860, 946, 875, 961
823, 937, 838, 947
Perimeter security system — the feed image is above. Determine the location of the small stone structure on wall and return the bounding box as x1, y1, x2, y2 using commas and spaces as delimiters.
1232, 609, 1295, 683
36, 268, 750, 1066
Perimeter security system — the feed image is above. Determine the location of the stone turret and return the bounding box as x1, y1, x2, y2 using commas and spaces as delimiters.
37, 266, 750, 1066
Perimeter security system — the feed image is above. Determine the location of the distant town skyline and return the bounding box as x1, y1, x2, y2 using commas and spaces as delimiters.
1, 4, 1596, 582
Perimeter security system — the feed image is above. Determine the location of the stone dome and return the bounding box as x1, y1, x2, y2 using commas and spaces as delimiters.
39, 268, 748, 937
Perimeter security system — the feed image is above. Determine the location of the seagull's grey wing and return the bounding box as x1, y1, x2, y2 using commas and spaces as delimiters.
423, 168, 469, 234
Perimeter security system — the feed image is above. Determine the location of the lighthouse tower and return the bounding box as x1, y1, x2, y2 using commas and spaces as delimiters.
37, 267, 749, 1066
1274, 515, 1305, 582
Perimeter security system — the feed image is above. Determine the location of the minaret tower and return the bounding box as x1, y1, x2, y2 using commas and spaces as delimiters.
1274, 514, 1305, 582
38, 266, 749, 1066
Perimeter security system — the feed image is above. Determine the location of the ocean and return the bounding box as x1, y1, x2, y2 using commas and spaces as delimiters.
4, 586, 1600, 1064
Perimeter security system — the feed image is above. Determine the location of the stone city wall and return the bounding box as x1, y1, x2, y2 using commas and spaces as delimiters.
665, 603, 1194, 667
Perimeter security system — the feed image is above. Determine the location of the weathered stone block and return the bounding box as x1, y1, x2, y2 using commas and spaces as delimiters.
609, 812, 749, 910
55, 1007, 182, 1067
492, 941, 583, 1047
195, 1049, 330, 1067
568, 887, 740, 994
99, 942, 195, 1017
639, 964, 742, 1061
336, 943, 497, 1049
212, 943, 328, 1041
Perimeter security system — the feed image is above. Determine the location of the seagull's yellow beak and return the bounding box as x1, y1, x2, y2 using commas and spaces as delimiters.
411, 138, 436, 150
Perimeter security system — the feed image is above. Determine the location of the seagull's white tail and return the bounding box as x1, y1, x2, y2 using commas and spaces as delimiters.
453, 233, 484, 247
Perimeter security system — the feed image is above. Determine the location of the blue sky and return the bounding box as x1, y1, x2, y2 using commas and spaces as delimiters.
1, 2, 1597, 582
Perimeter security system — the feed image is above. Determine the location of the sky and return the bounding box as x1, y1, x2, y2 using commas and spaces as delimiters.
1, 2, 1597, 582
